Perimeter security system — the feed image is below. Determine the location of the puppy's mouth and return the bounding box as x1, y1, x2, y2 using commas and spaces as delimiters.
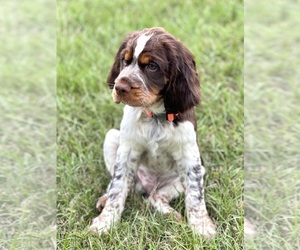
112, 86, 159, 107
112, 87, 143, 106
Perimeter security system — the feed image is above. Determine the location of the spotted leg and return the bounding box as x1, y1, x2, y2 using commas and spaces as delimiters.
90, 129, 140, 234
183, 163, 216, 238
95, 129, 119, 212
174, 134, 217, 238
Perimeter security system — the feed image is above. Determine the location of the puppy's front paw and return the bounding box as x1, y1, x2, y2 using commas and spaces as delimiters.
89, 216, 110, 235
191, 215, 217, 239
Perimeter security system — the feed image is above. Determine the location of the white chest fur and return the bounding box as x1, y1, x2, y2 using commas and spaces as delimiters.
119, 106, 199, 173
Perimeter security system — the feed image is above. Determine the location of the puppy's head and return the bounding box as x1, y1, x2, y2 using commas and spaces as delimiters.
107, 27, 200, 114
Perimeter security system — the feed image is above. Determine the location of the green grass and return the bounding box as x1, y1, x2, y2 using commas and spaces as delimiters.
244, 0, 300, 249
0, 0, 56, 249
57, 0, 243, 249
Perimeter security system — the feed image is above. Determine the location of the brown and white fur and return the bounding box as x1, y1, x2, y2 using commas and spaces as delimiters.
90, 27, 216, 238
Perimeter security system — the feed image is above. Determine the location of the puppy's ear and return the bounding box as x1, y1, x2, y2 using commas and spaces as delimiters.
164, 47, 200, 114
106, 43, 126, 89
106, 32, 139, 89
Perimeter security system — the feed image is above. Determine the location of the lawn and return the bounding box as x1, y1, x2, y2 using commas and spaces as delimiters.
57, 0, 244, 249
0, 0, 56, 249
244, 1, 300, 249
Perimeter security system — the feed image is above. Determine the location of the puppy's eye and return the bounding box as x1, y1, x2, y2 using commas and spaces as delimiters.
146, 62, 158, 71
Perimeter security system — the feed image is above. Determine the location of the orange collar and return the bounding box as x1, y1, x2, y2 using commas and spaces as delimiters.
143, 109, 178, 122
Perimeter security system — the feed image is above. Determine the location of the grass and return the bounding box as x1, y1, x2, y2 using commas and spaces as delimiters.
244, 0, 300, 249
57, 0, 244, 249
0, 0, 56, 249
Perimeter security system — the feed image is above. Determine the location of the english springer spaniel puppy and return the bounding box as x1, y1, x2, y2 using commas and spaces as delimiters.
90, 27, 217, 238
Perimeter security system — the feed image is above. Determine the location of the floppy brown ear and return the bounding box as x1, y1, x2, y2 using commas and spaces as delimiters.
106, 31, 139, 89
106, 42, 126, 89
164, 47, 200, 114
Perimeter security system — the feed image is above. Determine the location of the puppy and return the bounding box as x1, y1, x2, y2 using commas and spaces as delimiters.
90, 27, 216, 238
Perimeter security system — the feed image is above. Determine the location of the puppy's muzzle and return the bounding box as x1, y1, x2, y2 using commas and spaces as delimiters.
115, 77, 132, 96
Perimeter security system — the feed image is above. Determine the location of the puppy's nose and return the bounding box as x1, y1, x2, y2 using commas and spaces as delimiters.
115, 79, 131, 95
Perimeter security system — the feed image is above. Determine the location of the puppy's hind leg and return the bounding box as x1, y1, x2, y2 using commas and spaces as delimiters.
103, 129, 120, 176
96, 129, 120, 212
147, 176, 184, 221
